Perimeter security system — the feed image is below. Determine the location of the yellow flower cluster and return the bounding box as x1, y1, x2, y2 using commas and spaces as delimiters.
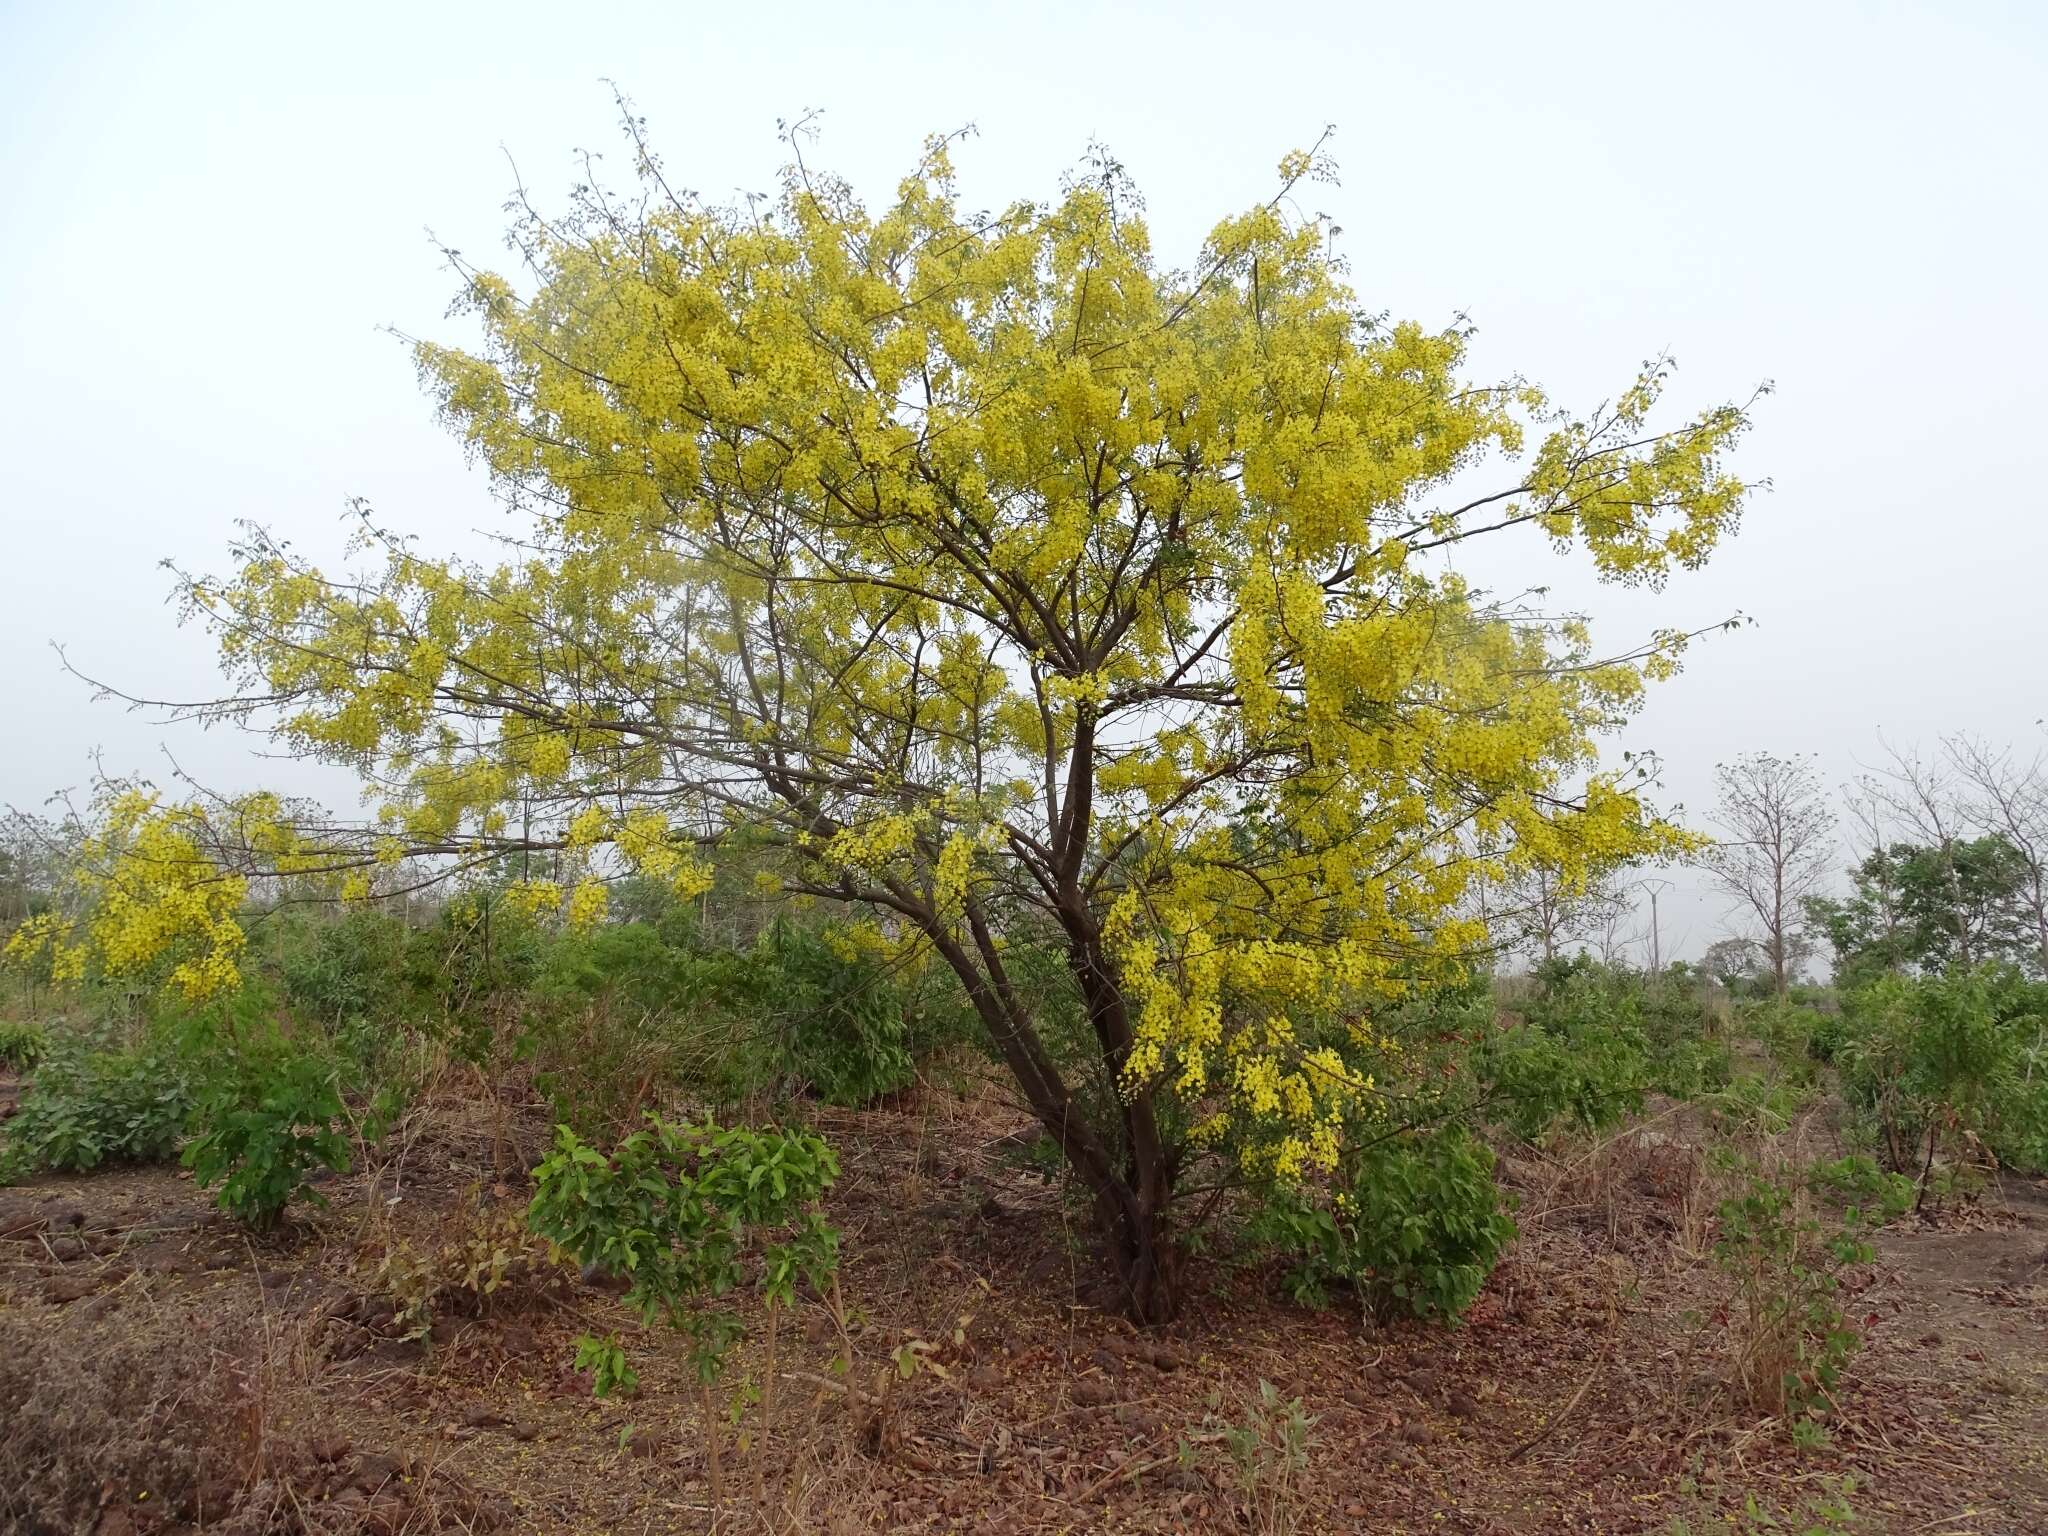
565, 878, 609, 932
0, 791, 251, 1004
615, 810, 715, 900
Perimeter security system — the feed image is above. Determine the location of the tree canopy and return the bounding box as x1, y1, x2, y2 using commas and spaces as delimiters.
29, 128, 1762, 1318
1807, 835, 2039, 985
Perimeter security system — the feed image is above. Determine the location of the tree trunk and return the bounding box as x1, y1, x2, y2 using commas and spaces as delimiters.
1097, 1176, 1178, 1324
1772, 862, 1788, 999
924, 910, 1181, 1325
1940, 839, 1973, 967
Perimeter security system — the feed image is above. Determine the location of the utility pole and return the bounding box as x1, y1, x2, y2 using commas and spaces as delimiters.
1633, 877, 1674, 979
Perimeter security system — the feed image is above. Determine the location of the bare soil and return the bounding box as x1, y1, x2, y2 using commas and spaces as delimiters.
2, 1071, 2044, 1535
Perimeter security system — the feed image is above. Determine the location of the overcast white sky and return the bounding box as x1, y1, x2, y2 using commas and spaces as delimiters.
3, 0, 2044, 960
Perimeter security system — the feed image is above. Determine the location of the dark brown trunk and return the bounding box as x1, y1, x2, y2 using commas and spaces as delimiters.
922, 909, 1179, 1324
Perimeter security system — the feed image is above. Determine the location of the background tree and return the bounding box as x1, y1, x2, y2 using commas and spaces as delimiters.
1700, 933, 1768, 996
1829, 782, 1908, 980
1490, 862, 1633, 969
77, 127, 1760, 1322
1700, 752, 1833, 998
1857, 742, 1987, 969
0, 808, 83, 929
1947, 733, 2048, 976
1806, 835, 2034, 983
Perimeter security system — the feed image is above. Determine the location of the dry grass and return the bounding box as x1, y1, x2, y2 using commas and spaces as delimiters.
6, 1050, 2043, 1535
0, 1261, 515, 1534
0, 1293, 300, 1530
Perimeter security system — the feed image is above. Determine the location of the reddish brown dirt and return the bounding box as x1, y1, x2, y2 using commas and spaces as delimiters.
3, 1083, 2044, 1535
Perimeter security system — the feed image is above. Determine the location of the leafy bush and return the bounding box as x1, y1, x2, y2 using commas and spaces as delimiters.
755, 923, 915, 1107
410, 889, 545, 1034
1744, 1000, 1830, 1070
2005, 1072, 2048, 1176
1806, 1155, 1915, 1225
0, 1025, 191, 1179
181, 1019, 350, 1228
574, 1333, 639, 1398
1800, 1004, 1850, 1065
1713, 1167, 1872, 1424
1638, 975, 1737, 1099
523, 920, 776, 1132
272, 907, 417, 1026
1253, 1124, 1516, 1322
0, 1017, 48, 1070
1482, 961, 1651, 1138
1650, 1028, 1737, 1101
528, 1113, 840, 1521
1490, 960, 1734, 1116
521, 917, 921, 1129
1835, 965, 2047, 1178
529, 1114, 840, 1383
533, 918, 710, 1017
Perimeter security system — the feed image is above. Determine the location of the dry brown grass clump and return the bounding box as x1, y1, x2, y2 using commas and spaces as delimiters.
0, 1296, 503, 1535
0, 1300, 277, 1532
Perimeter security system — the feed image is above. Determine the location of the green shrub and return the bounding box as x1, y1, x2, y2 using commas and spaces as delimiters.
533, 919, 705, 1017
272, 908, 417, 1026
1482, 962, 1651, 1138
607, 873, 710, 946
528, 1114, 840, 1386
410, 889, 545, 1030
1651, 1028, 1737, 1100
181, 1020, 350, 1229
1743, 1000, 1830, 1072
521, 916, 922, 1123
521, 922, 756, 1137
2004, 1073, 2048, 1176
1802, 1005, 1850, 1065
1253, 1124, 1516, 1322
1806, 1155, 1915, 1225
574, 1333, 639, 1398
0, 1026, 191, 1179
1713, 1167, 1871, 1425
0, 1018, 48, 1071
1835, 965, 2047, 1177
756, 923, 915, 1107
1639, 977, 1736, 1099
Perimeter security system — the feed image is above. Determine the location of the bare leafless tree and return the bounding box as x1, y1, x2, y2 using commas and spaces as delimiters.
1594, 905, 1649, 971
1701, 753, 1834, 997
1946, 733, 2048, 975
0, 806, 87, 929
1491, 863, 1633, 968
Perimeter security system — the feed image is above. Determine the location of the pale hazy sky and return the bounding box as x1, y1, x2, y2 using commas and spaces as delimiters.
3, 1, 2044, 959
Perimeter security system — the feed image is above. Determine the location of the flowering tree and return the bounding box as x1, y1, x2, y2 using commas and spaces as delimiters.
63, 128, 1759, 1320
3, 786, 255, 1003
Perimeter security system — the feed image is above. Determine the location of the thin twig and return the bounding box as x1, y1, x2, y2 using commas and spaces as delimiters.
1504, 1340, 1611, 1463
